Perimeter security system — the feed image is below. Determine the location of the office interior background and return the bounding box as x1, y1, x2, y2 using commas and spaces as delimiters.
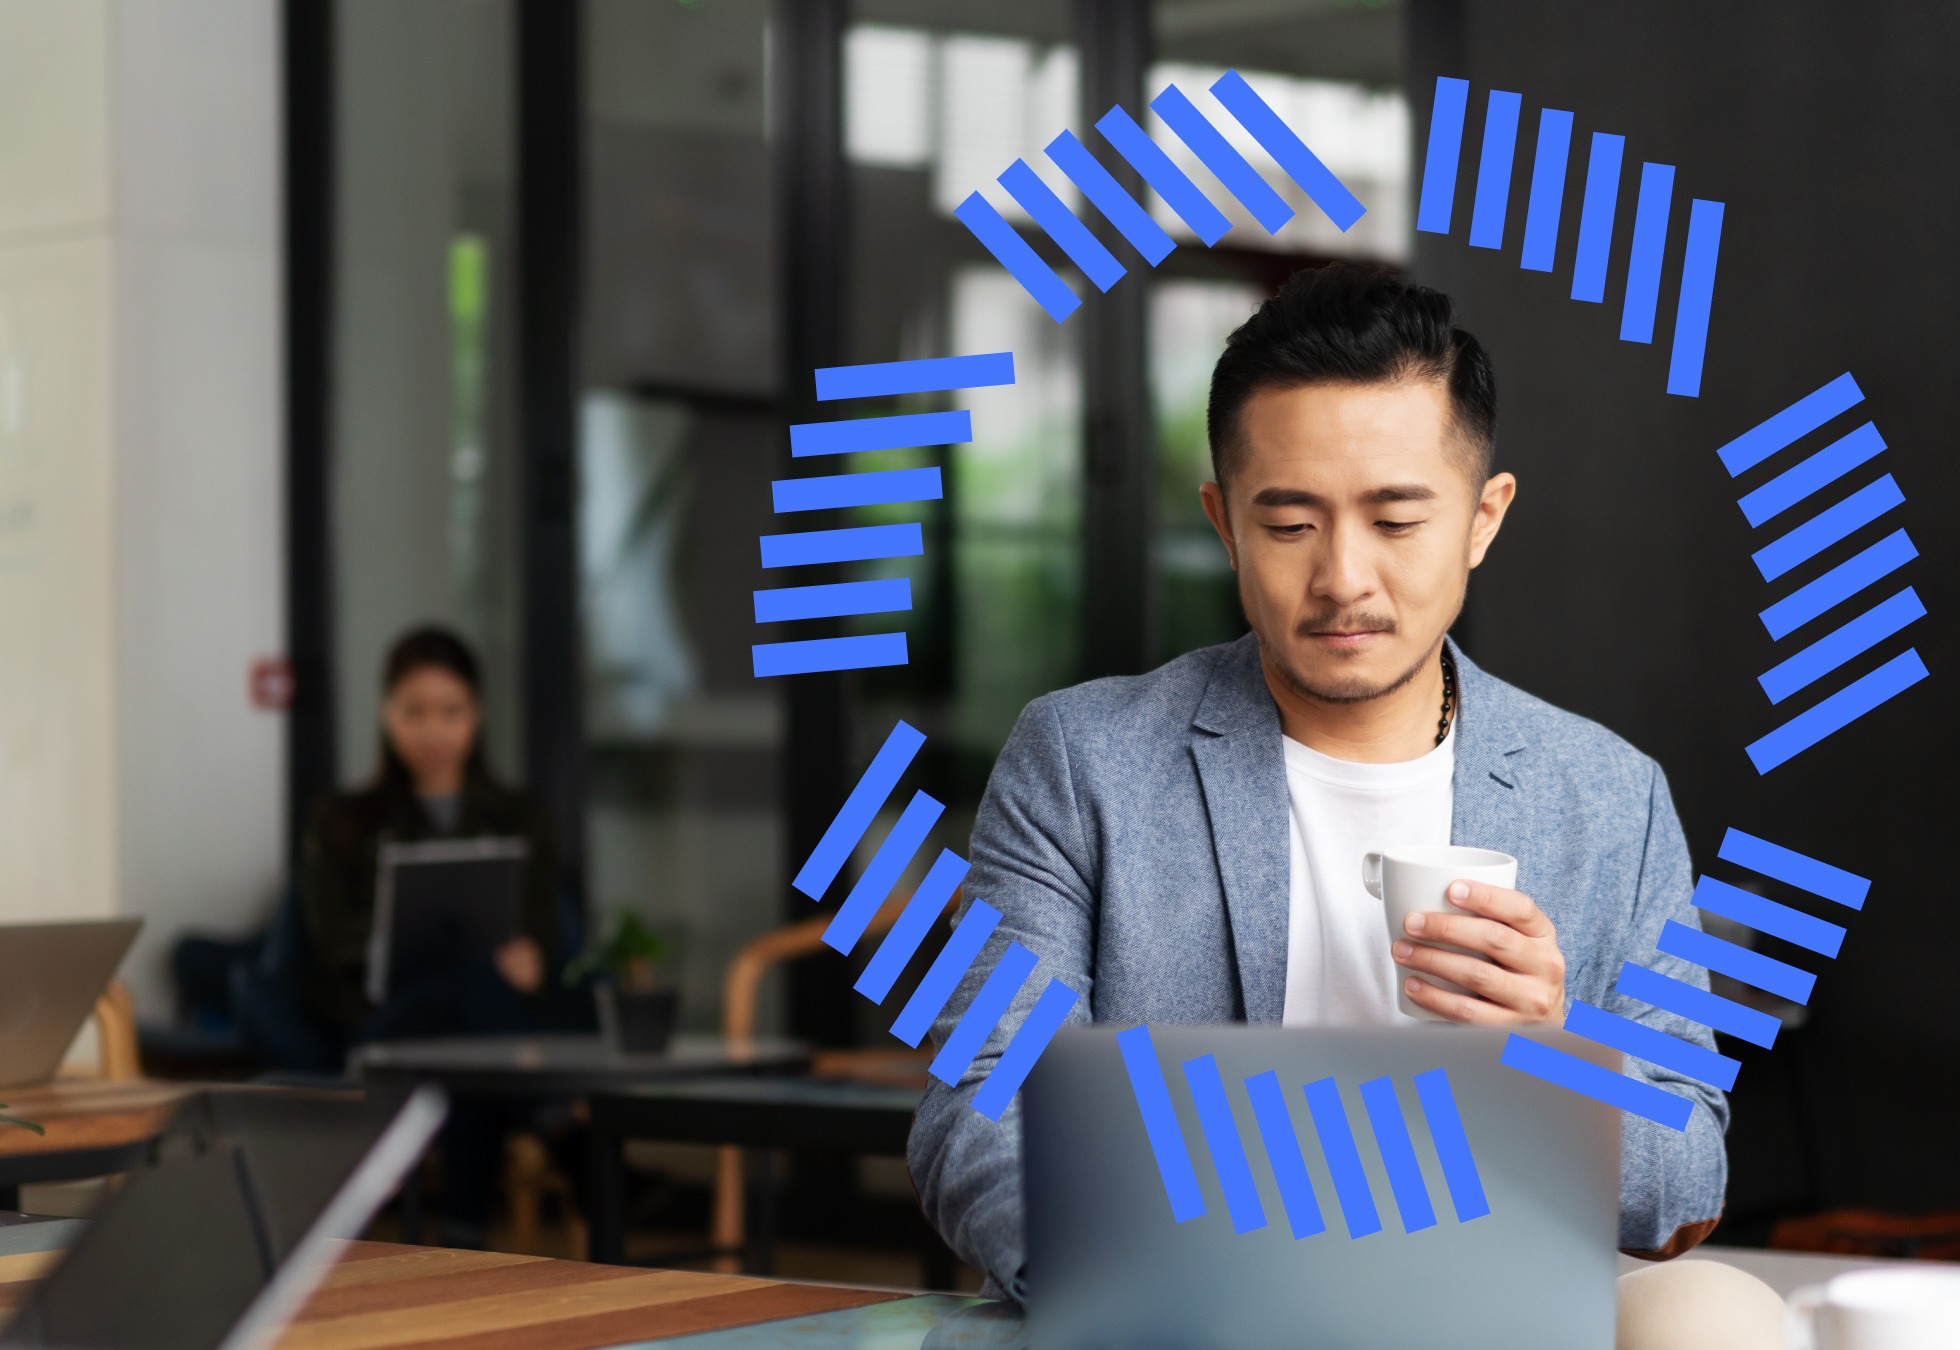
0, 0, 1954, 1260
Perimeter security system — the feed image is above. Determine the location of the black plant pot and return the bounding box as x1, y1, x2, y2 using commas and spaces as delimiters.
595, 984, 679, 1054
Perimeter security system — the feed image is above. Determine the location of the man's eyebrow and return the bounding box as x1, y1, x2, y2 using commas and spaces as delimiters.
1365, 483, 1440, 504
1247, 483, 1439, 508
1249, 487, 1327, 509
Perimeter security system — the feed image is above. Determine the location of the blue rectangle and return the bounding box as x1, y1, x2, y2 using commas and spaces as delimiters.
773, 467, 943, 514
821, 790, 945, 956
853, 849, 969, 1004
1208, 69, 1364, 231
1753, 475, 1904, 582
1500, 1033, 1695, 1131
1619, 161, 1675, 342
815, 354, 1014, 402
1565, 1000, 1740, 1092
1116, 1026, 1206, 1222
791, 410, 973, 457
760, 523, 923, 569
953, 192, 1081, 324
1615, 961, 1781, 1049
929, 942, 1037, 1085
1655, 919, 1817, 1004
1357, 1077, 1437, 1232
1519, 107, 1572, 271
1760, 588, 1924, 705
1759, 528, 1916, 640
1243, 1071, 1324, 1238
890, 901, 1001, 1048
1045, 129, 1177, 265
1740, 421, 1886, 528
793, 719, 925, 899
1570, 133, 1625, 302
1667, 198, 1725, 397
997, 159, 1125, 292
1096, 104, 1231, 246
1411, 1068, 1489, 1223
751, 633, 908, 678
1416, 76, 1470, 235
1747, 648, 1929, 775
1718, 372, 1864, 476
1718, 828, 1872, 910
1692, 876, 1846, 959
1181, 1055, 1268, 1234
1300, 1077, 1381, 1238
754, 578, 912, 625
971, 978, 1080, 1121
1467, 89, 1521, 250
1150, 84, 1294, 234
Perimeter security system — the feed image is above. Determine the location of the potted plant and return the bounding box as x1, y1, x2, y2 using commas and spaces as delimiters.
566, 909, 678, 1054
0, 1105, 40, 1136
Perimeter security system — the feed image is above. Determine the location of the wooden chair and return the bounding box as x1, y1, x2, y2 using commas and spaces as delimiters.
88, 979, 140, 1081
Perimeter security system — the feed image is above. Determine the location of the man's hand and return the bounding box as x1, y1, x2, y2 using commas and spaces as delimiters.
493, 936, 545, 996
1391, 880, 1565, 1023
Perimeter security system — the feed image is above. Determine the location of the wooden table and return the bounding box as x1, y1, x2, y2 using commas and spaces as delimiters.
0, 1079, 214, 1208
350, 1035, 811, 1099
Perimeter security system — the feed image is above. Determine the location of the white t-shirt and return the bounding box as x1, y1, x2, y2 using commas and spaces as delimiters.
1280, 724, 1456, 1026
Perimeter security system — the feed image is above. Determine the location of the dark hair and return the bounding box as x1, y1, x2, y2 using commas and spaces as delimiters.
1205, 262, 1496, 486
374, 624, 496, 794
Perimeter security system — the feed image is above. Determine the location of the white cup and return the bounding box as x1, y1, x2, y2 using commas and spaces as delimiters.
1361, 844, 1518, 1020
1787, 1268, 1960, 1350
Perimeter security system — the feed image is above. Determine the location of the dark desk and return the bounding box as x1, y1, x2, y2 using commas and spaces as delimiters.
349, 1033, 810, 1097
0, 1079, 232, 1208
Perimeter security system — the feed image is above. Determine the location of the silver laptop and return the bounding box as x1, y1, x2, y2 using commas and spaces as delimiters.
1023, 1025, 1622, 1350
0, 919, 142, 1087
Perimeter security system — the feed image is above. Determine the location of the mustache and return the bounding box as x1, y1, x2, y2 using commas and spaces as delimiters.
1294, 610, 1397, 638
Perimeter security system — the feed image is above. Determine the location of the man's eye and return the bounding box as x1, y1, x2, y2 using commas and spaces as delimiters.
1378, 519, 1421, 533
1270, 521, 1310, 536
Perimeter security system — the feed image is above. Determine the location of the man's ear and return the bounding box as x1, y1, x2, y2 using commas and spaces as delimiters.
1199, 480, 1238, 572
1467, 471, 1516, 569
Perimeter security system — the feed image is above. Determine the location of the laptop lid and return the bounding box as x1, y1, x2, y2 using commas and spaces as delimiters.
0, 919, 143, 1088
365, 837, 528, 1003
1023, 1025, 1621, 1350
0, 1086, 445, 1350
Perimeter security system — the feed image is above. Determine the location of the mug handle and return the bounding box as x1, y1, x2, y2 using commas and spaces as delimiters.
1362, 852, 1384, 901
1784, 1283, 1824, 1350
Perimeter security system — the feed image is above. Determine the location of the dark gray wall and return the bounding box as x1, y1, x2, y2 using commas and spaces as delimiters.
1408, 1, 1960, 1224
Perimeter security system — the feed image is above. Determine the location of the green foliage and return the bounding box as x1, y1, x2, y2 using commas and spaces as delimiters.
0, 1104, 42, 1135
564, 909, 671, 991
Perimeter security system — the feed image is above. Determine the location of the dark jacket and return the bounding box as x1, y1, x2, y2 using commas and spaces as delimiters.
299, 777, 560, 1032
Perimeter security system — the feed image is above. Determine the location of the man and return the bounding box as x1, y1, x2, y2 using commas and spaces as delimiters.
908, 264, 1732, 1309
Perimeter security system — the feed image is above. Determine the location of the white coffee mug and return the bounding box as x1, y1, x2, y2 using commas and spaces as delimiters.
1361, 844, 1518, 1020
1787, 1268, 1960, 1350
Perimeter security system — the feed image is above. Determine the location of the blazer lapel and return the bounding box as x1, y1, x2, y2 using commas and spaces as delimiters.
1191, 637, 1291, 1024
1448, 640, 1536, 880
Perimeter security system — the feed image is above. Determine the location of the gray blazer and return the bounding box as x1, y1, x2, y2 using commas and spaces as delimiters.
907, 634, 1729, 1296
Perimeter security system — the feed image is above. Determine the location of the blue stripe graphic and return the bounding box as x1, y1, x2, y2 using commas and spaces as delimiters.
792, 720, 924, 899
971, 979, 1080, 1121
1655, 920, 1816, 1004
1717, 829, 1872, 911
1044, 130, 1177, 265
754, 578, 911, 624
791, 409, 973, 457
1747, 648, 1930, 775
1208, 69, 1364, 230
1182, 1055, 1268, 1233
760, 523, 923, 568
1570, 132, 1625, 302
1116, 1027, 1206, 1222
1358, 1077, 1437, 1232
1667, 198, 1725, 397
1759, 529, 1916, 640
953, 192, 1081, 323
1243, 1071, 1325, 1238
929, 943, 1038, 1085
773, 467, 943, 513
1468, 89, 1522, 249
1416, 76, 1470, 235
1759, 588, 1925, 705
1500, 1034, 1694, 1131
822, 791, 945, 956
751, 633, 908, 678
1519, 107, 1573, 271
1150, 85, 1293, 234
1300, 1078, 1381, 1238
1619, 162, 1675, 342
997, 159, 1125, 293
1740, 421, 1887, 527
815, 353, 1015, 402
1615, 962, 1781, 1049
853, 849, 969, 1004
1692, 876, 1846, 958
1565, 1001, 1739, 1091
891, 902, 1001, 1047
1095, 105, 1231, 245
1412, 1068, 1488, 1222
1752, 475, 1904, 582
1717, 372, 1864, 476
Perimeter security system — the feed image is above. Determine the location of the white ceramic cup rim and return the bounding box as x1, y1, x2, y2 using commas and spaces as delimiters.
1372, 845, 1515, 870
1826, 1267, 1960, 1310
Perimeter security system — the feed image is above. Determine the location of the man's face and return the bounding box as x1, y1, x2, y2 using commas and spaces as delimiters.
1199, 378, 1515, 706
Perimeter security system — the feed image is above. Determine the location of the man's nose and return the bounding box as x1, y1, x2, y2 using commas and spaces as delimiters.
1309, 523, 1376, 605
